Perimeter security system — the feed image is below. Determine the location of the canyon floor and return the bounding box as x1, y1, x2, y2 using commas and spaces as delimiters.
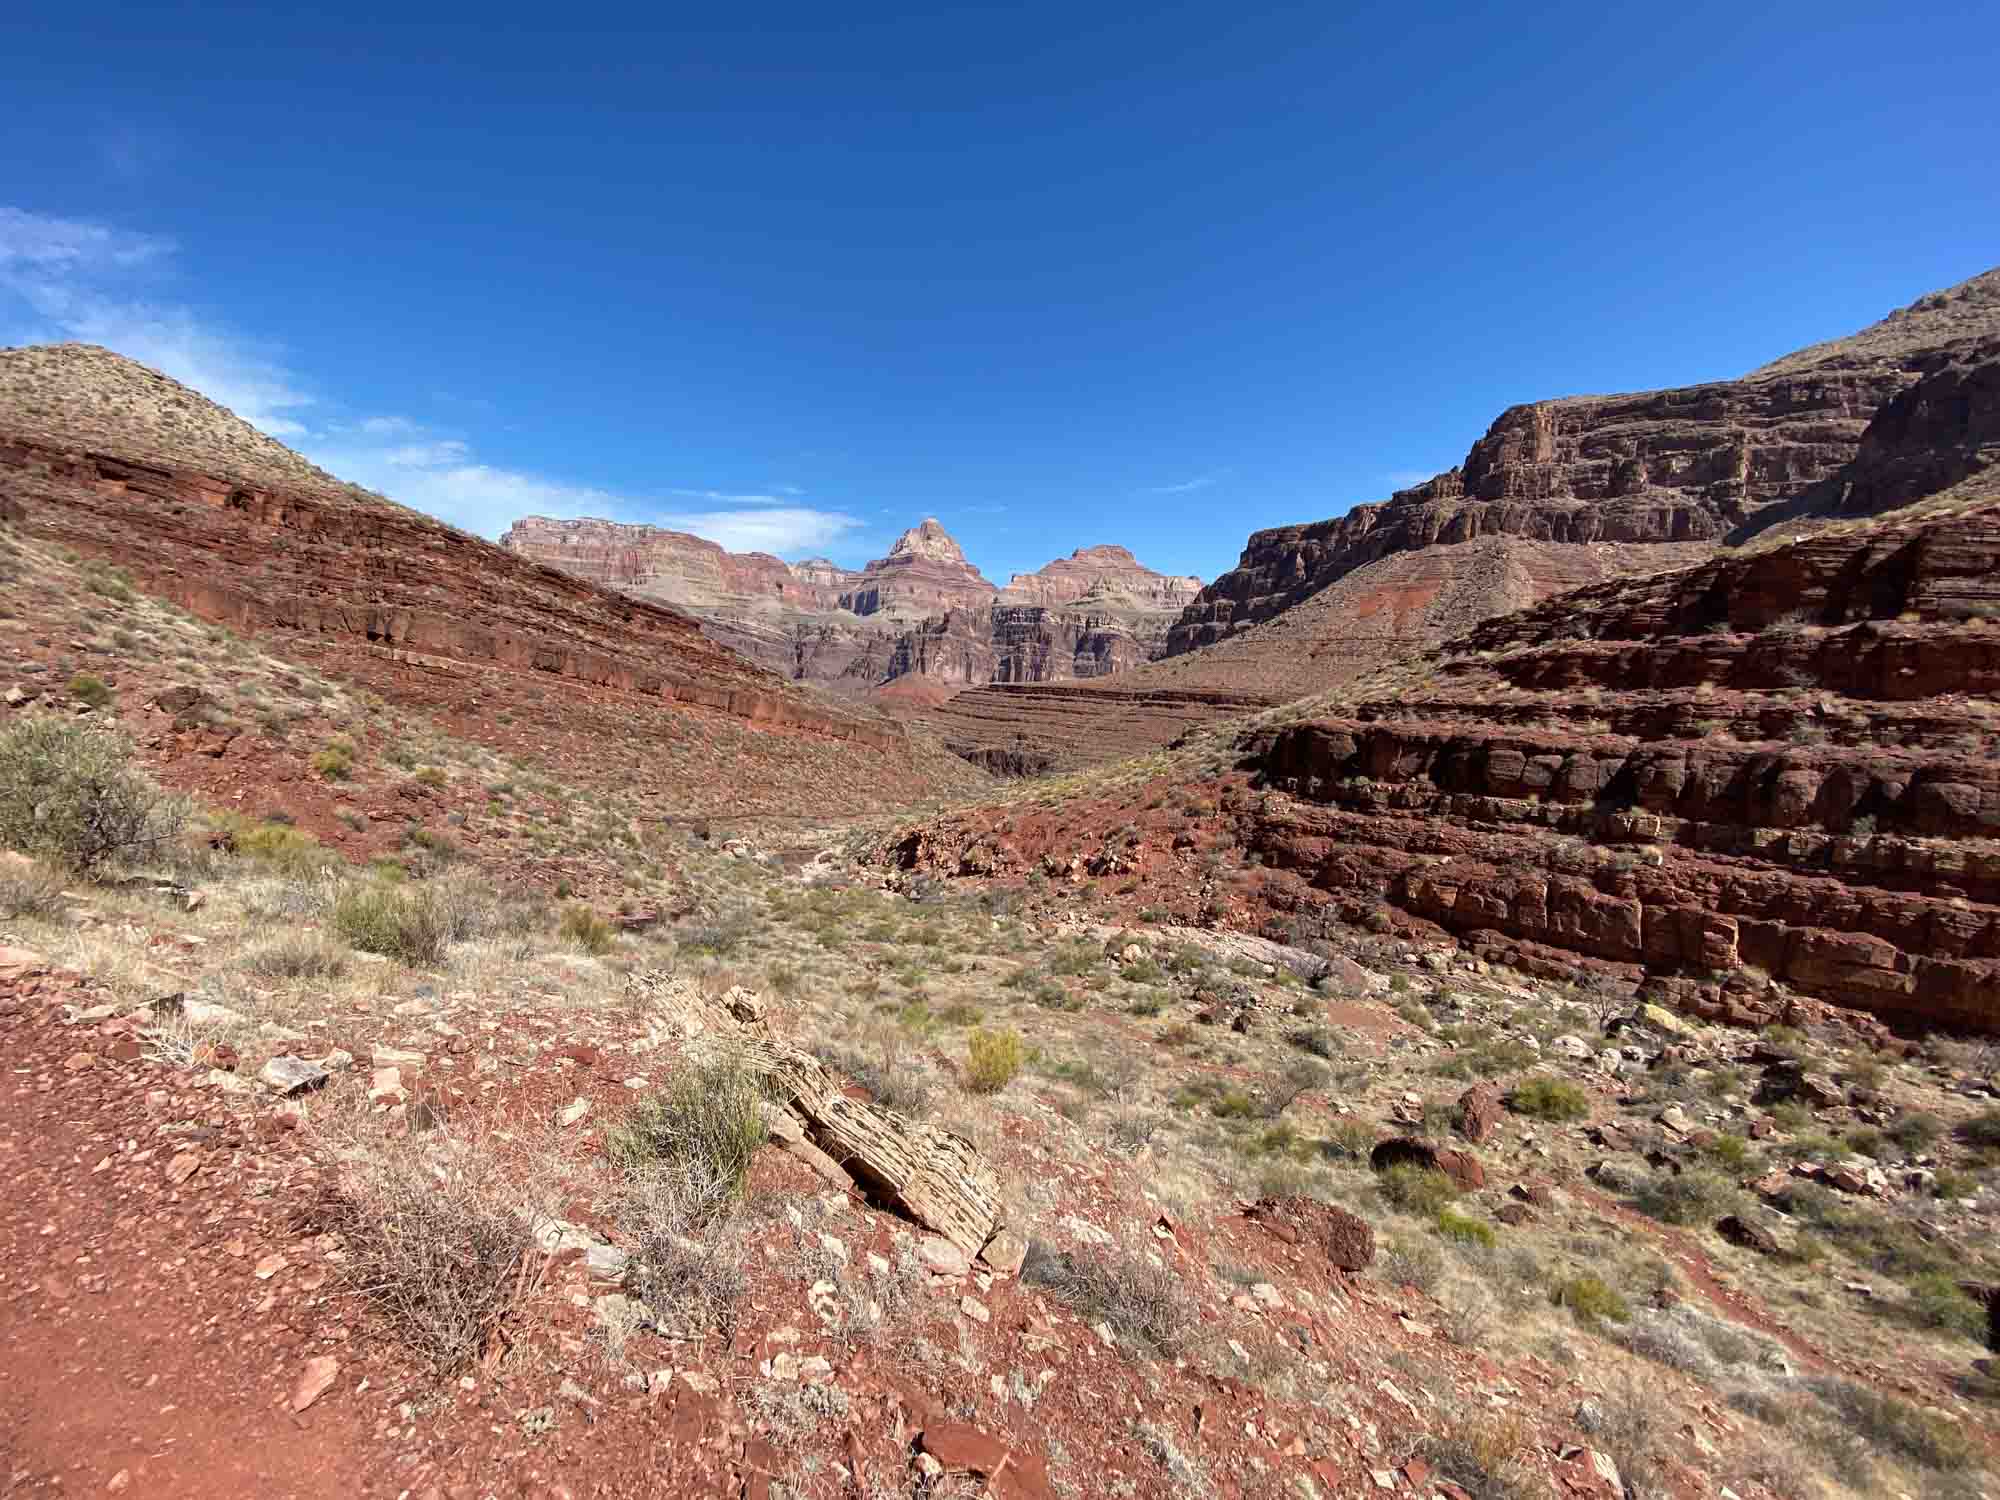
1, 523, 1997, 1500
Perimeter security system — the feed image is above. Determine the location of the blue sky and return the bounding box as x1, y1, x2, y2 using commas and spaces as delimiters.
2, 1, 1995, 583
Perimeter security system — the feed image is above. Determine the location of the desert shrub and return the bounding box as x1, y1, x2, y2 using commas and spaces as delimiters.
1630, 1168, 1742, 1226
327, 1132, 541, 1372
244, 932, 349, 980
1507, 1075, 1589, 1121
1957, 1108, 2000, 1150
1379, 1164, 1459, 1216
964, 1027, 1025, 1093
1703, 1132, 1756, 1170
1807, 1377, 1976, 1471
1321, 1119, 1377, 1160
1759, 1024, 1810, 1061
1436, 1208, 1497, 1249
1291, 1025, 1341, 1059
311, 739, 355, 780
605, 1060, 765, 1215
1376, 1236, 1446, 1295
0, 859, 65, 919
1120, 957, 1164, 984
413, 765, 448, 788
66, 673, 112, 709
1021, 1240, 1193, 1357
558, 904, 616, 955
331, 878, 485, 965
1418, 1412, 1539, 1500
1260, 1059, 1325, 1117
1553, 1274, 1630, 1326
0, 717, 186, 874
211, 812, 338, 875
618, 1170, 747, 1338
1905, 1273, 1989, 1340
817, 1032, 936, 1116
1888, 1111, 1945, 1152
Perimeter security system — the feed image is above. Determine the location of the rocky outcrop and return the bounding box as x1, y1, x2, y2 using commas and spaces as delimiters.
498, 516, 846, 608
999, 546, 1200, 611
1163, 266, 2000, 678
502, 514, 1204, 701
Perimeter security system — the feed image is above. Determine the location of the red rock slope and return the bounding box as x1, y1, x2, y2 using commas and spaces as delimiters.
894, 343, 2000, 1032
0, 344, 990, 817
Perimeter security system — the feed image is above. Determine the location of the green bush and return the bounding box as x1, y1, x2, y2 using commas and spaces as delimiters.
332, 880, 479, 965
1379, 1164, 1459, 1216
559, 903, 616, 955
1957, 1109, 2000, 1150
215, 813, 337, 875
1554, 1274, 1630, 1326
67, 673, 113, 709
1905, 1273, 1989, 1341
311, 737, 356, 780
606, 1061, 766, 1216
1508, 1075, 1590, 1121
964, 1027, 1025, 1093
1435, 1208, 1497, 1248
0, 717, 185, 874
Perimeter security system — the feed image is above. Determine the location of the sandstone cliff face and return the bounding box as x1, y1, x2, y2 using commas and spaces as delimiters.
1164, 266, 2000, 669
501, 513, 1203, 699
999, 545, 1201, 610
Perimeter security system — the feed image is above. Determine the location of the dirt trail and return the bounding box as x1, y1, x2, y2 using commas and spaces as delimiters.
0, 969, 375, 1497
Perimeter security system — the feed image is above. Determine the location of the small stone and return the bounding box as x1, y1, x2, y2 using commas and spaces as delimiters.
371, 1045, 427, 1068
106, 1471, 130, 1493
368, 1066, 403, 1102
960, 1295, 991, 1324
557, 1097, 591, 1127
164, 1151, 201, 1186
978, 1228, 1028, 1276
258, 1055, 330, 1096
291, 1355, 340, 1411
254, 1253, 289, 1280
918, 1236, 972, 1278
63, 1051, 96, 1072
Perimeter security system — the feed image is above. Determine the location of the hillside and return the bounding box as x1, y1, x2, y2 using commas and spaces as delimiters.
0, 343, 992, 823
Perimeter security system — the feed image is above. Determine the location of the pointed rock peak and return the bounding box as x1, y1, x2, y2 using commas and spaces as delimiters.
887, 517, 967, 564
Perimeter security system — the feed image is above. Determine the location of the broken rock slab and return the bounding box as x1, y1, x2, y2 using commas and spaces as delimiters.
258, 1055, 330, 1096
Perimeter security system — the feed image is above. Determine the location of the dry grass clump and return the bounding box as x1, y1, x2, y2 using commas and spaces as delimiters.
331, 876, 502, 965
1021, 1238, 1195, 1358
323, 1129, 547, 1373
0, 858, 66, 920
1418, 1409, 1540, 1500
606, 1059, 766, 1213
608, 1060, 768, 1338
558, 903, 617, 955
0, 717, 187, 874
244, 931, 349, 980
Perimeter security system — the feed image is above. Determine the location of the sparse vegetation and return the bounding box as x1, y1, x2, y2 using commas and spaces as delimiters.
0, 717, 187, 874
964, 1026, 1026, 1093
1507, 1075, 1589, 1121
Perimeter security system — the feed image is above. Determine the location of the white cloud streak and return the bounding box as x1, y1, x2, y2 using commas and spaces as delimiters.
0, 204, 860, 555
1144, 472, 1220, 495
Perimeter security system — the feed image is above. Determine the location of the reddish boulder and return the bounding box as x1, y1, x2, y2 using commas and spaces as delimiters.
1371, 1136, 1486, 1191
1247, 1195, 1376, 1271
1456, 1084, 1503, 1144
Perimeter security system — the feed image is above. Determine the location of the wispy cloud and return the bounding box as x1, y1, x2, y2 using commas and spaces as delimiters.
1, 207, 315, 438
0, 204, 860, 555
1143, 471, 1222, 495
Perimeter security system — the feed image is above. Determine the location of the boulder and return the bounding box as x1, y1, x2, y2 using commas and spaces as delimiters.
1455, 1083, 1503, 1144
1370, 1136, 1486, 1191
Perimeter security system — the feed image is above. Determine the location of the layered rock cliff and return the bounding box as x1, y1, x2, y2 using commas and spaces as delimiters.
501, 515, 1202, 699
1163, 265, 2000, 675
